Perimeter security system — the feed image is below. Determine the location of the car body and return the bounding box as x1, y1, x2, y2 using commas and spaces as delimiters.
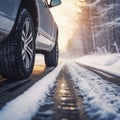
0, 0, 60, 51
0, 0, 61, 80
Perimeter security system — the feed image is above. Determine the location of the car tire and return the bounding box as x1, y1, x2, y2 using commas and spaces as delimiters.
44, 34, 59, 67
0, 9, 35, 80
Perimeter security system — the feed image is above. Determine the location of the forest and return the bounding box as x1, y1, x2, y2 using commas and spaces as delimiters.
67, 0, 120, 57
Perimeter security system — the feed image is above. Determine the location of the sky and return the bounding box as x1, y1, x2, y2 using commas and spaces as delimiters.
50, 0, 80, 51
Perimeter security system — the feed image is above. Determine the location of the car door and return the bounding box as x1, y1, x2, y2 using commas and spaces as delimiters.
0, 0, 17, 32
36, 0, 55, 50
40, 0, 54, 39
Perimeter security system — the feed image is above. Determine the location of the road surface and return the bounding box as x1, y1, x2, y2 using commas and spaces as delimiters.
0, 55, 120, 120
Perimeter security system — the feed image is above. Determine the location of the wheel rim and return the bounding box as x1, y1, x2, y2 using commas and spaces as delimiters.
21, 20, 34, 69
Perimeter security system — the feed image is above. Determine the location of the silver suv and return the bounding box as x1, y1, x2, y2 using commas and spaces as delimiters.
0, 0, 61, 80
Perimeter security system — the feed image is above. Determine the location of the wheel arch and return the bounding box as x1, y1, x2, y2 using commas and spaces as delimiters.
19, 0, 38, 36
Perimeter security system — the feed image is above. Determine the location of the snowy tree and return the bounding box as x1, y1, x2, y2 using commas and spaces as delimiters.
87, 0, 120, 53
66, 0, 120, 56
67, 0, 94, 55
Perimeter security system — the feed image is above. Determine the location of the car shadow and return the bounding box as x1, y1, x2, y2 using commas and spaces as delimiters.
0, 64, 55, 109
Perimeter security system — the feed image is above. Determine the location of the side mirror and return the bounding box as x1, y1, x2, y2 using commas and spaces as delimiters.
49, 0, 61, 8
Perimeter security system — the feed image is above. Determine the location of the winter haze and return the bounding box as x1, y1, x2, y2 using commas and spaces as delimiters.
51, 0, 120, 58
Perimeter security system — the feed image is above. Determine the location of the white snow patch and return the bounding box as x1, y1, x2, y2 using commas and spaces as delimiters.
0, 63, 64, 120
76, 54, 120, 77
66, 61, 120, 120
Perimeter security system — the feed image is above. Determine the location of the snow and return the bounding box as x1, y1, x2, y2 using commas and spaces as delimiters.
76, 53, 120, 77
0, 53, 120, 120
0, 63, 64, 120
66, 61, 120, 120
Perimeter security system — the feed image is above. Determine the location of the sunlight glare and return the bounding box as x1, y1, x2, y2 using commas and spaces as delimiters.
50, 0, 80, 51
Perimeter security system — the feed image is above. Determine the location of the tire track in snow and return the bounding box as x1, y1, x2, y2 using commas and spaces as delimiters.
66, 61, 120, 120
33, 66, 89, 120
0, 63, 64, 120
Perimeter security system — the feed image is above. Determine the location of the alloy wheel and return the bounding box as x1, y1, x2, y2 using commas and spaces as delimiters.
21, 20, 34, 69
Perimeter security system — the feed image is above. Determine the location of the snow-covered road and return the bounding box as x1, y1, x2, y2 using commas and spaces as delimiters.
76, 54, 120, 77
0, 63, 64, 120
66, 61, 120, 120
0, 55, 120, 120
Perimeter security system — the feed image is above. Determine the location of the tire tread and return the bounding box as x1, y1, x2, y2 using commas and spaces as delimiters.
0, 9, 35, 80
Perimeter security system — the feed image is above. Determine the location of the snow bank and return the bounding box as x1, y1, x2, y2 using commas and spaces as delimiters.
66, 62, 120, 120
0, 63, 64, 120
76, 54, 120, 77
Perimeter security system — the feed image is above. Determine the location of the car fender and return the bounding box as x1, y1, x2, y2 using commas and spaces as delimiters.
6, 0, 22, 32
0, 0, 21, 41
0, 0, 40, 41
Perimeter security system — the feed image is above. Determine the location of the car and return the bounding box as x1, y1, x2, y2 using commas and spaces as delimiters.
0, 0, 61, 80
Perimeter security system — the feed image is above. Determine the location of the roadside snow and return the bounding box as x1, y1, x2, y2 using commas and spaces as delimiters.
76, 54, 120, 77
0, 63, 64, 120
66, 61, 120, 120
